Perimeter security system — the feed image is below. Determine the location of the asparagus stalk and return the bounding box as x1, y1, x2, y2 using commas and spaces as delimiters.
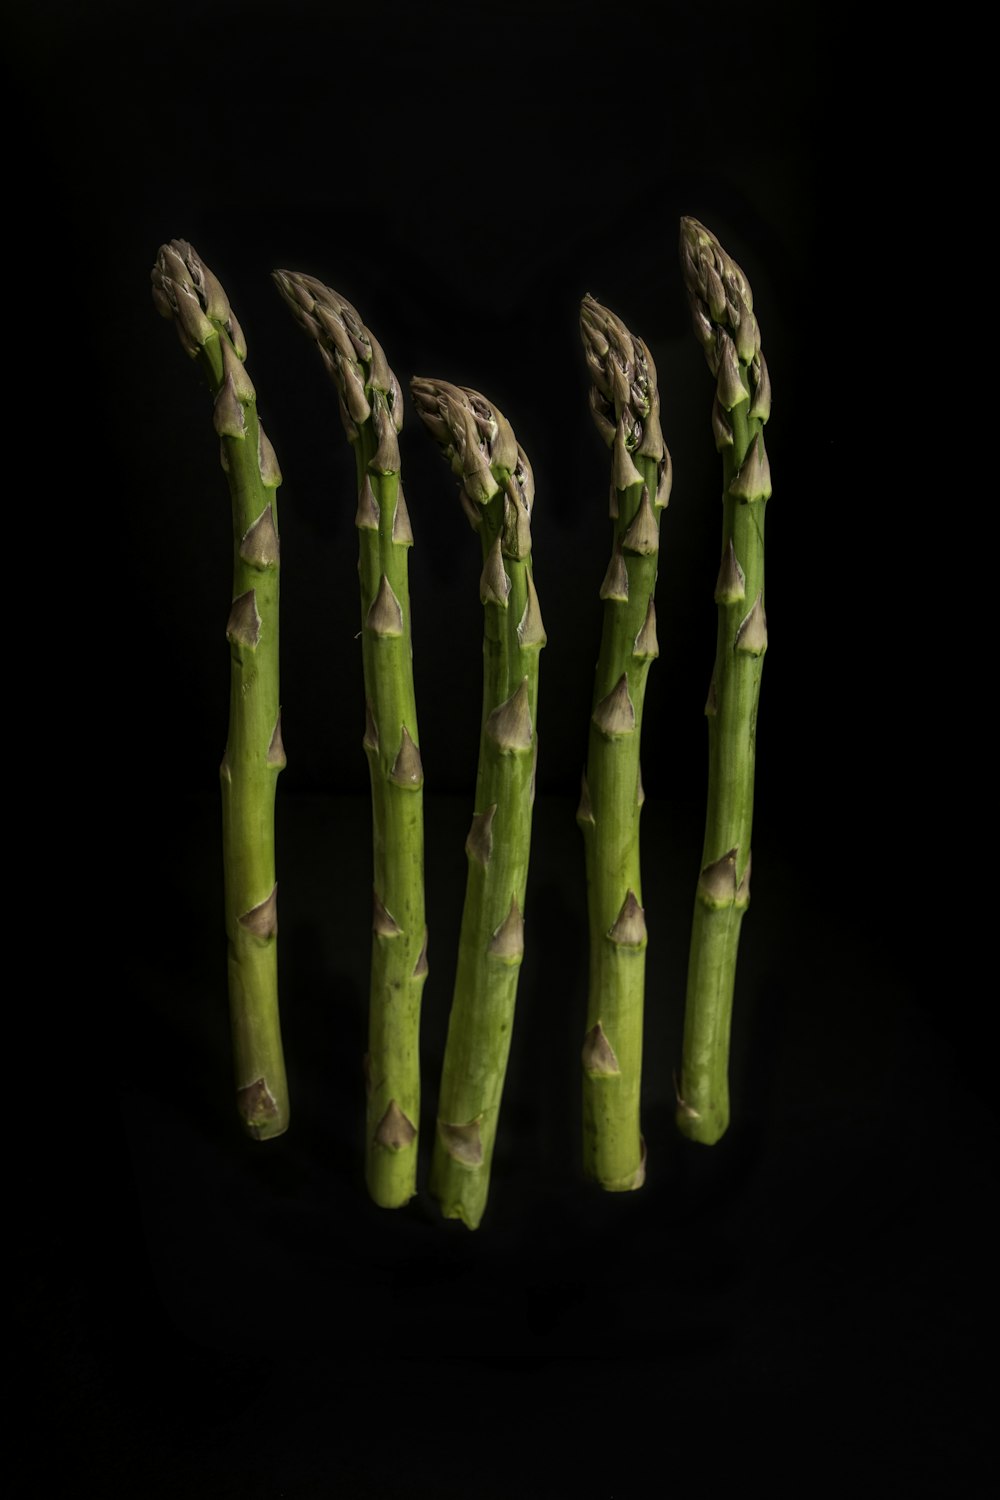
577, 296, 671, 1191
676, 217, 772, 1145
411, 378, 544, 1229
273, 272, 426, 1207
151, 240, 289, 1139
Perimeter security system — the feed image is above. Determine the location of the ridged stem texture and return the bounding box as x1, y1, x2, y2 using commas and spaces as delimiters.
577, 296, 671, 1190
152, 240, 289, 1139
274, 272, 426, 1207
412, 379, 545, 1229
677, 217, 772, 1144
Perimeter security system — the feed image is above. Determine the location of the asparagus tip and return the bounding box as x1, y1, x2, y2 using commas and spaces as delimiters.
411, 377, 517, 505
678, 216, 762, 378
152, 239, 244, 358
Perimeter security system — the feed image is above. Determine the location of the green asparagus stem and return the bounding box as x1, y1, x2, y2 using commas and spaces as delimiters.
676, 217, 772, 1145
577, 296, 671, 1190
273, 272, 426, 1208
152, 240, 289, 1139
411, 379, 544, 1229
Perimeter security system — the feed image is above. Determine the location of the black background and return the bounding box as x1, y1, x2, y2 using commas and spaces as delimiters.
14, 2, 988, 1494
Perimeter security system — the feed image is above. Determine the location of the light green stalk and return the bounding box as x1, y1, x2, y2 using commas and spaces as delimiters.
577, 296, 671, 1191
273, 273, 427, 1207
411, 379, 544, 1230
152, 240, 289, 1139
676, 217, 772, 1145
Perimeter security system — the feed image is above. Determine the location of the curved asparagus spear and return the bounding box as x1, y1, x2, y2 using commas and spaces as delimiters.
577, 296, 670, 1191
273, 272, 426, 1208
676, 217, 772, 1144
151, 240, 289, 1139
411, 378, 544, 1229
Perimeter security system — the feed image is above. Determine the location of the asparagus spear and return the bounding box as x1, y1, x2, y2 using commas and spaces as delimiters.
577, 296, 670, 1191
273, 272, 426, 1208
411, 378, 544, 1229
676, 217, 772, 1145
151, 240, 289, 1139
